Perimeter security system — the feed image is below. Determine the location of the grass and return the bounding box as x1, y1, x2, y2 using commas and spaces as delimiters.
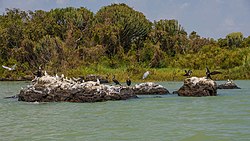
1, 63, 249, 82
61, 64, 243, 83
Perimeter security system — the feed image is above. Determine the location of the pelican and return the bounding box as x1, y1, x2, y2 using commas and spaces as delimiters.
2, 64, 16, 71
126, 77, 131, 86
112, 75, 121, 85
206, 67, 222, 79
142, 71, 150, 79
183, 70, 192, 77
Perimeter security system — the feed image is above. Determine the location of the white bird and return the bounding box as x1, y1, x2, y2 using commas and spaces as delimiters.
44, 71, 48, 76
55, 74, 59, 80
142, 71, 150, 79
2, 64, 16, 71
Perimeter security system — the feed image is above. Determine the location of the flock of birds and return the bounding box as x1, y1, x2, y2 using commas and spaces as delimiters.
183, 67, 222, 80
2, 64, 223, 85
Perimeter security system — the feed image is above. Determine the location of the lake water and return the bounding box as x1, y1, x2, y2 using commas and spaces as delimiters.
0, 80, 250, 141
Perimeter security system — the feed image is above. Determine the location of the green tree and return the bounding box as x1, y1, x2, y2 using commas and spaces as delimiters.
92, 3, 151, 57
149, 19, 188, 56
226, 32, 243, 49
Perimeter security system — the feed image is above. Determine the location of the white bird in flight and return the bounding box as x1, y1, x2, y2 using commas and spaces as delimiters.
2, 64, 16, 71
142, 71, 150, 79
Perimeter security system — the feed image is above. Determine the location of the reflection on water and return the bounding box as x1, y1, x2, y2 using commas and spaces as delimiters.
0, 80, 250, 141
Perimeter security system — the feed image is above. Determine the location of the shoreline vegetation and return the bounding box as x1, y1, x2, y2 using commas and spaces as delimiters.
0, 3, 250, 82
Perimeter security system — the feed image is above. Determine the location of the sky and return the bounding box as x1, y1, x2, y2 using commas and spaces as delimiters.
0, 0, 249, 39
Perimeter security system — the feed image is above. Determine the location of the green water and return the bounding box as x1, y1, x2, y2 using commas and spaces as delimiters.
1, 81, 250, 141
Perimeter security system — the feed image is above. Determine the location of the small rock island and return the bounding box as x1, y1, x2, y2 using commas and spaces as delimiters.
217, 80, 240, 89
178, 77, 217, 97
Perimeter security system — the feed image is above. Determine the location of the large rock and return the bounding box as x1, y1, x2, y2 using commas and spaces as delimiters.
18, 75, 136, 103
178, 77, 217, 97
217, 80, 240, 89
132, 82, 170, 95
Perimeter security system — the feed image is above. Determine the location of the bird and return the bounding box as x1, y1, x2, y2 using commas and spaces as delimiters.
33, 66, 42, 77
112, 75, 121, 85
126, 77, 131, 86
36, 67, 42, 77
206, 67, 222, 79
2, 64, 16, 71
96, 78, 100, 85
44, 71, 48, 76
226, 79, 233, 84
142, 71, 150, 79
183, 70, 192, 77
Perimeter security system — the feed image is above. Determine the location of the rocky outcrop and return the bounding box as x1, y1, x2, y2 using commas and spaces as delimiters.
132, 82, 170, 95
18, 75, 136, 103
178, 77, 217, 97
217, 80, 240, 89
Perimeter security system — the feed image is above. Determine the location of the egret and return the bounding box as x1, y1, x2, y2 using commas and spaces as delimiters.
142, 71, 150, 79
2, 64, 16, 71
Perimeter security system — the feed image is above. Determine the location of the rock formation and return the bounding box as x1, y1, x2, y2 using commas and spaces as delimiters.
18, 73, 171, 103
178, 77, 217, 97
132, 82, 170, 95
18, 74, 136, 103
217, 80, 240, 89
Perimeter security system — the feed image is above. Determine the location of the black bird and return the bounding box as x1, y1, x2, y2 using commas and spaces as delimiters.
112, 75, 121, 85
206, 67, 222, 79
183, 70, 192, 77
126, 77, 131, 86
99, 75, 109, 84
33, 66, 42, 77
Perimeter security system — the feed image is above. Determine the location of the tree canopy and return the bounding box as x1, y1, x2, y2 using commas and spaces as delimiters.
0, 3, 250, 80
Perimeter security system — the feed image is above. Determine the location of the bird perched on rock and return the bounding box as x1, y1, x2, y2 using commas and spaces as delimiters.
33, 66, 42, 78
183, 70, 192, 77
112, 75, 121, 85
206, 67, 222, 79
126, 77, 131, 86
2, 64, 16, 71
142, 71, 150, 79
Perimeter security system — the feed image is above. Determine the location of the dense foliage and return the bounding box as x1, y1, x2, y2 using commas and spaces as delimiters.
0, 4, 250, 81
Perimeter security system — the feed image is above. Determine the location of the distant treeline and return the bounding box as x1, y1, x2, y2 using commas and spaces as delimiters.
0, 3, 250, 80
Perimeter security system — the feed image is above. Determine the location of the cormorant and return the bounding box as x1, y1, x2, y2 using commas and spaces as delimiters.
99, 75, 109, 84
183, 70, 192, 77
142, 71, 150, 79
206, 67, 222, 79
126, 77, 131, 86
112, 75, 121, 85
33, 66, 42, 77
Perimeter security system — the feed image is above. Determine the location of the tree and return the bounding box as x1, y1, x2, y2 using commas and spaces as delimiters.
226, 32, 243, 49
92, 3, 151, 57
149, 19, 188, 56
